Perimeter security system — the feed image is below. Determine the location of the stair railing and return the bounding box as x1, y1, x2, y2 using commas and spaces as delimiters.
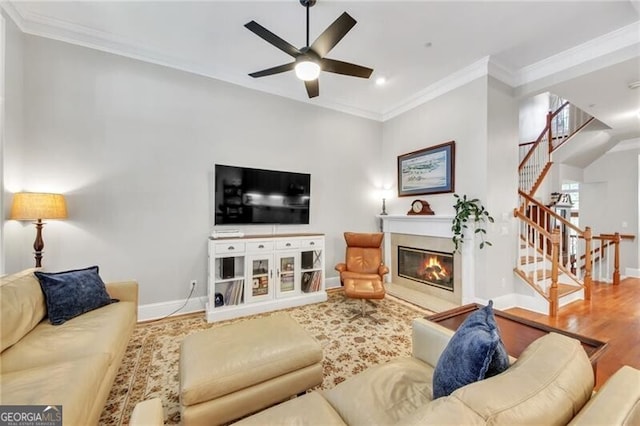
518, 100, 594, 197
513, 206, 561, 315
575, 233, 636, 285
515, 191, 593, 311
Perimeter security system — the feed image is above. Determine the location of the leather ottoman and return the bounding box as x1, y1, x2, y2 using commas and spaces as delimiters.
179, 312, 323, 425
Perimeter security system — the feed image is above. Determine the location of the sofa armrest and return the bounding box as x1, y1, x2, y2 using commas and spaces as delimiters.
106, 281, 139, 307
568, 365, 640, 425
129, 398, 164, 426
411, 318, 454, 368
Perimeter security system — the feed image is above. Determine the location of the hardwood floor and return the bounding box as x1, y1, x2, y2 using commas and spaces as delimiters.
505, 277, 640, 389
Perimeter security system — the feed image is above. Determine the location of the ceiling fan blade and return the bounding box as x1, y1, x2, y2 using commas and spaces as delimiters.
249, 62, 296, 78
310, 12, 356, 57
305, 79, 319, 98
321, 58, 373, 79
245, 21, 302, 58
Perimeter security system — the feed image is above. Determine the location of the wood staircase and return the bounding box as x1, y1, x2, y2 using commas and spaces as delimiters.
514, 97, 628, 316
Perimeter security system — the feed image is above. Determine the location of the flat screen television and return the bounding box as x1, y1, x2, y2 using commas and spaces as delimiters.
214, 164, 311, 225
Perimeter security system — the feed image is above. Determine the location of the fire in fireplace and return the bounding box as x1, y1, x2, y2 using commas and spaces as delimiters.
398, 246, 454, 291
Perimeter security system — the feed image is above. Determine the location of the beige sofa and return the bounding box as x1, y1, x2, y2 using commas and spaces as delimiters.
0, 268, 138, 426
233, 318, 640, 425
134, 316, 640, 425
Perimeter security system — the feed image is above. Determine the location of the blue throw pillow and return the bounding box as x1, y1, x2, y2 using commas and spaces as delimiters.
432, 300, 510, 399
35, 266, 114, 325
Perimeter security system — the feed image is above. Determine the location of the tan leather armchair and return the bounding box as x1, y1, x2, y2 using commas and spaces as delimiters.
335, 232, 389, 321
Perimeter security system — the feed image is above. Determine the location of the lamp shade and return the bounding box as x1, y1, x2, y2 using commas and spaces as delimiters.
10, 192, 68, 220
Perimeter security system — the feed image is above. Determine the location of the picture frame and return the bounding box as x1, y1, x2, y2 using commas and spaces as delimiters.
397, 141, 455, 197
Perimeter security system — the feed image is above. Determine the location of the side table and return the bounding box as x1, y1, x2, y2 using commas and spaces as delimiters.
426, 303, 608, 376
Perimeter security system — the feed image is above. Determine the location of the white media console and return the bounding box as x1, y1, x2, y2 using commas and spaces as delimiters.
207, 233, 327, 322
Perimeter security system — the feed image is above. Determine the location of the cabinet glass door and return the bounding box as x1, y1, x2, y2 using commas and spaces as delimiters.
300, 250, 323, 293
276, 254, 297, 297
248, 255, 272, 301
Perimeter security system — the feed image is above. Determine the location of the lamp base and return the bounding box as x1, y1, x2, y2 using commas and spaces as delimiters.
33, 219, 45, 268
380, 198, 388, 216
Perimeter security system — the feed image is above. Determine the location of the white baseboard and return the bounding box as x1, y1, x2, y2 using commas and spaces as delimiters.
138, 296, 208, 322
476, 289, 584, 316
625, 267, 640, 278
485, 293, 519, 311
325, 276, 341, 289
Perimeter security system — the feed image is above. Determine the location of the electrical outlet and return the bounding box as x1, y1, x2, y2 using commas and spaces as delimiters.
190, 280, 197, 290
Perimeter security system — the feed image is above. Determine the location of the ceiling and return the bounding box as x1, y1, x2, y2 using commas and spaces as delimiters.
3, 1, 640, 137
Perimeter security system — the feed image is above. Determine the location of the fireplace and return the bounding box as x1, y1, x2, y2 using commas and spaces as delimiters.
388, 231, 463, 306
398, 246, 454, 292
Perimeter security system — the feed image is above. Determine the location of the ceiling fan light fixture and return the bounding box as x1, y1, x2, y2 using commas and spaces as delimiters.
295, 59, 321, 81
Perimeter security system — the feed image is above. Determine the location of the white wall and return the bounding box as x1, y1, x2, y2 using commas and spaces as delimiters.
381, 76, 520, 302
582, 147, 639, 273
484, 77, 519, 298
3, 34, 382, 304
381, 78, 488, 216
518, 92, 549, 143
2, 13, 25, 273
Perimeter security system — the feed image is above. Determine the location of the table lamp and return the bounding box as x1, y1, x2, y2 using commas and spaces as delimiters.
10, 192, 68, 267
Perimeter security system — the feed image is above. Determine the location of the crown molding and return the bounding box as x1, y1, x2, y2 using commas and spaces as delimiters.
1, 2, 637, 123
382, 56, 516, 121
382, 57, 490, 121
1, 1, 383, 121
516, 20, 640, 87
0, 1, 23, 30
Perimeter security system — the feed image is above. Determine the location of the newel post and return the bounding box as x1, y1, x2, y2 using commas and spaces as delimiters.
549, 227, 560, 317
583, 227, 593, 300
613, 232, 621, 285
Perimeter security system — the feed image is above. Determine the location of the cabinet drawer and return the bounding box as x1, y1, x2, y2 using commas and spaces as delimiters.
276, 240, 300, 250
246, 241, 274, 252
301, 238, 323, 249
215, 242, 245, 254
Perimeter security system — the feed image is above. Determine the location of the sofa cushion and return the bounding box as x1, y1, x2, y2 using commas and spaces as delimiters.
0, 353, 110, 426
35, 266, 114, 325
432, 301, 509, 398
323, 357, 434, 425
1, 269, 47, 352
0, 300, 136, 373
453, 332, 594, 425
399, 394, 485, 425
234, 392, 347, 426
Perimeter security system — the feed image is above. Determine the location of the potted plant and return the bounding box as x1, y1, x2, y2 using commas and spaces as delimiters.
451, 194, 494, 252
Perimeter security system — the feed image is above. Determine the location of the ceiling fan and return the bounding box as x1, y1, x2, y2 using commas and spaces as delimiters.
245, 0, 373, 98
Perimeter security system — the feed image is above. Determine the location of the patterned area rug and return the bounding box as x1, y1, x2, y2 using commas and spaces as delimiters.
99, 290, 433, 425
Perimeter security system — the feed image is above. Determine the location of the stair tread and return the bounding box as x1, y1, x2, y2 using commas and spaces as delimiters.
526, 269, 553, 281
519, 255, 544, 264
555, 283, 583, 298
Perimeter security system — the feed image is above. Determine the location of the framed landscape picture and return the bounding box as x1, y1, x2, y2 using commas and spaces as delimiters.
397, 141, 455, 197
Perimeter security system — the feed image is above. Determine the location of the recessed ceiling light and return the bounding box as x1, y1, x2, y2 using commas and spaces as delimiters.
375, 77, 387, 86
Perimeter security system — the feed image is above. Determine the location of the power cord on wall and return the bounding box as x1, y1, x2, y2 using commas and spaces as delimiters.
146, 281, 197, 322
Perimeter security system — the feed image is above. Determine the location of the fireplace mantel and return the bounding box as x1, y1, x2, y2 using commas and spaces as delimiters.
378, 214, 455, 239
378, 214, 474, 306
